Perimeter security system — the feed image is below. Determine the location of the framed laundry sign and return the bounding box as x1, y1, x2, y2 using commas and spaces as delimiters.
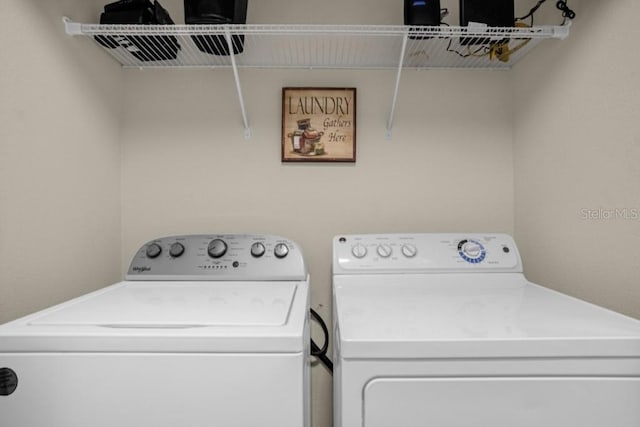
282, 87, 356, 162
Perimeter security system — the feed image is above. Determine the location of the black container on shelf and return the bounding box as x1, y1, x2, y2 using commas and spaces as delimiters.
459, 0, 514, 45
184, 0, 248, 56
103, 0, 150, 13
405, 0, 441, 26
404, 0, 441, 40
95, 0, 180, 62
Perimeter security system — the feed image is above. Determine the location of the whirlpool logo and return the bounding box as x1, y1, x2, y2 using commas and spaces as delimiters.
132, 266, 151, 273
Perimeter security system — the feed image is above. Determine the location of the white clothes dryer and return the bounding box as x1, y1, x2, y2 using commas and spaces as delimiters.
0, 234, 310, 427
333, 233, 640, 427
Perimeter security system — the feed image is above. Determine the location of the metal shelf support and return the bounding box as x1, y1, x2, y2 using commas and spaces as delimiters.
224, 28, 251, 140
386, 32, 408, 140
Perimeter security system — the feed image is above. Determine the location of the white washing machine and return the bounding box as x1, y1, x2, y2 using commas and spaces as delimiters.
333, 233, 640, 427
0, 234, 310, 427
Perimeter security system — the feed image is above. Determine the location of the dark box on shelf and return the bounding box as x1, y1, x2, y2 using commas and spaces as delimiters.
184, 0, 248, 56
95, 0, 180, 62
459, 0, 514, 45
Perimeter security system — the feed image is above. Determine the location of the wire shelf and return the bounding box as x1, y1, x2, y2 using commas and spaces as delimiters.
63, 19, 569, 139
64, 21, 569, 70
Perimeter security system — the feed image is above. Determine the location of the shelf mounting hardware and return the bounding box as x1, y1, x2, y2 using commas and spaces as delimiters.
63, 17, 83, 36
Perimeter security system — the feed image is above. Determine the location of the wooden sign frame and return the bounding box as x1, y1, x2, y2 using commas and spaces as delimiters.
281, 87, 356, 163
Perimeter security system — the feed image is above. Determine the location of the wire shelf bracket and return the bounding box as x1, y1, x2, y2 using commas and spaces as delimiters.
386, 32, 408, 140
63, 18, 570, 140
224, 28, 251, 140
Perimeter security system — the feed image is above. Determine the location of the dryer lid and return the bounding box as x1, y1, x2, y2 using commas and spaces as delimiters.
0, 281, 309, 353
334, 273, 640, 359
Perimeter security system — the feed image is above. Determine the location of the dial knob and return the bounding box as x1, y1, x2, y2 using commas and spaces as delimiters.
169, 242, 185, 258
457, 239, 486, 263
251, 242, 266, 258
377, 244, 392, 258
351, 244, 367, 259
401, 244, 417, 258
207, 239, 228, 258
462, 241, 482, 258
146, 243, 162, 259
274, 243, 289, 259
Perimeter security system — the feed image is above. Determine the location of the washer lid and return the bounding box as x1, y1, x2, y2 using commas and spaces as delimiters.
0, 281, 309, 353
334, 273, 640, 359
30, 282, 297, 327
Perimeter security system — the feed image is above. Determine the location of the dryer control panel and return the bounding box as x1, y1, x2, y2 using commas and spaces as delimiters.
127, 234, 307, 281
333, 233, 522, 274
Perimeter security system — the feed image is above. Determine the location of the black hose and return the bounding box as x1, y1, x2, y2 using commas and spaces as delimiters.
310, 308, 333, 373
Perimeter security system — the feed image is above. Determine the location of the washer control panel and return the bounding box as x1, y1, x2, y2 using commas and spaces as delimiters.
127, 234, 306, 281
333, 233, 521, 274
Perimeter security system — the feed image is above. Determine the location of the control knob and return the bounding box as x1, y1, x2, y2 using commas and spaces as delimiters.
377, 244, 392, 258
146, 243, 162, 259
251, 242, 266, 258
401, 244, 417, 258
352, 244, 367, 259
462, 241, 482, 258
274, 243, 289, 259
207, 239, 228, 258
457, 239, 486, 263
169, 242, 185, 258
